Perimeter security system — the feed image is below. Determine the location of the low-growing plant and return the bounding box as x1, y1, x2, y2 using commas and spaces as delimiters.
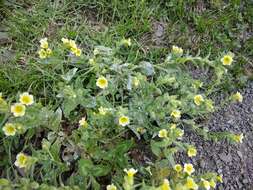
0, 37, 244, 189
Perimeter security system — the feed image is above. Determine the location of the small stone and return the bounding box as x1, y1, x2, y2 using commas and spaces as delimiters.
200, 160, 205, 168
242, 179, 248, 184
219, 153, 232, 163
237, 151, 243, 159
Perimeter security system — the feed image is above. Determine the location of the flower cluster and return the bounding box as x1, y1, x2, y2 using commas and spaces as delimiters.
61, 38, 82, 56
38, 38, 52, 59
1, 39, 245, 190
2, 92, 33, 136
2, 123, 24, 136
172, 45, 183, 55
11, 92, 34, 117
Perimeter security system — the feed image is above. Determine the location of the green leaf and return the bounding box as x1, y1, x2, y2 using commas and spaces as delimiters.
49, 108, 62, 131
94, 45, 113, 56
91, 176, 100, 190
140, 61, 154, 76
80, 96, 96, 108
0, 178, 9, 186
115, 140, 133, 155
50, 138, 61, 162
61, 68, 78, 82
78, 159, 93, 176
92, 164, 111, 177
62, 98, 78, 117
151, 140, 161, 157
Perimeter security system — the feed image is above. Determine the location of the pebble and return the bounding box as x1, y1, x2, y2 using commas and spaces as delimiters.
219, 153, 232, 163
237, 151, 243, 159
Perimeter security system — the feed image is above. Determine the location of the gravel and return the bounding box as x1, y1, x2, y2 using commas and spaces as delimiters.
177, 82, 253, 190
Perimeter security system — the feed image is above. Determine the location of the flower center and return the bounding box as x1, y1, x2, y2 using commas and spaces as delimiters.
15, 105, 23, 113
22, 96, 30, 103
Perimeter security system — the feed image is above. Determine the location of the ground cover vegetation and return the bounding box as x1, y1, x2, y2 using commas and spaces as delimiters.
0, 0, 252, 189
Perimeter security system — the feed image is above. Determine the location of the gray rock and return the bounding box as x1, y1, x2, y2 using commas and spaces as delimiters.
219, 153, 232, 163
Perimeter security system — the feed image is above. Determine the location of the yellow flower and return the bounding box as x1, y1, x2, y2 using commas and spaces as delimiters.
170, 124, 177, 129
217, 175, 223, 183
185, 177, 198, 190
61, 38, 70, 45
183, 163, 195, 175
137, 127, 146, 134
98, 107, 106, 115
61, 38, 78, 50
38, 48, 52, 59
106, 184, 117, 190
46, 48, 52, 56
71, 47, 82, 57
160, 179, 171, 190
187, 147, 197, 157
89, 58, 96, 64
96, 76, 108, 89
93, 48, 99, 55
233, 133, 244, 143
38, 49, 47, 59
124, 168, 137, 177
11, 103, 26, 117
194, 95, 204, 106
14, 153, 29, 168
2, 123, 16, 136
201, 179, 210, 190
172, 45, 183, 55
174, 164, 182, 172
79, 117, 88, 128
119, 115, 130, 126
171, 110, 181, 119
209, 179, 216, 188
19, 92, 34, 106
158, 129, 168, 138
75, 48, 81, 56
39, 38, 48, 49
121, 38, 131, 47
175, 128, 184, 139
221, 54, 233, 66
232, 92, 243, 102
68, 40, 77, 49
132, 77, 140, 87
